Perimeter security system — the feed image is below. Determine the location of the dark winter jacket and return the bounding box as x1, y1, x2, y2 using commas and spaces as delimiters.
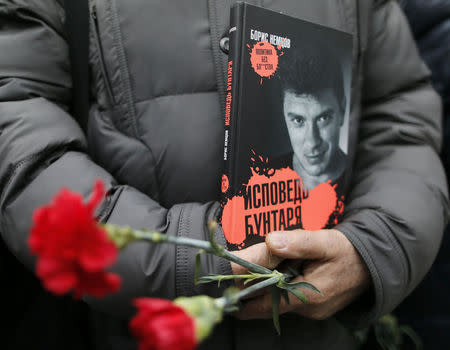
0, 0, 448, 349
396, 0, 450, 348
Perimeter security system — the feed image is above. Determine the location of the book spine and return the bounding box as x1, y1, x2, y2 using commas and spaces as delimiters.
221, 3, 244, 206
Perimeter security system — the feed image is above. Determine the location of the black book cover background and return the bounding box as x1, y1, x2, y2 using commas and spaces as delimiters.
222, 4, 352, 250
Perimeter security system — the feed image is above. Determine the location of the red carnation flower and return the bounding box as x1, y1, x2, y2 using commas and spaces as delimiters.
130, 298, 197, 350
29, 181, 121, 298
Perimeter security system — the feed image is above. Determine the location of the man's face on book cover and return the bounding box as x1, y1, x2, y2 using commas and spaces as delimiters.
283, 89, 344, 178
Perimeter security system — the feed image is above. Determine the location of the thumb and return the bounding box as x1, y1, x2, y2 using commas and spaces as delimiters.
266, 230, 333, 260
231, 243, 284, 275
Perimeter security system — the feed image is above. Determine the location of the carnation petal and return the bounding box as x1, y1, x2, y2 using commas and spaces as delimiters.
44, 273, 78, 295
130, 298, 197, 350
79, 230, 118, 272
29, 183, 120, 299
86, 180, 105, 215
73, 270, 122, 298
36, 258, 77, 295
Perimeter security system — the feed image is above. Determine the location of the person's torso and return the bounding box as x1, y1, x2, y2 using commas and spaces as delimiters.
88, 0, 366, 209
87, 1, 368, 349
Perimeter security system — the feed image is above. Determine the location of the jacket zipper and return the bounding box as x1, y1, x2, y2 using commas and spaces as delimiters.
91, 4, 116, 106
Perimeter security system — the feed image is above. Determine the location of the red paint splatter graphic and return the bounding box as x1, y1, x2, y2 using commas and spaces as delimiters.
250, 149, 275, 177
222, 160, 343, 247
302, 181, 338, 230
250, 41, 279, 79
332, 196, 345, 225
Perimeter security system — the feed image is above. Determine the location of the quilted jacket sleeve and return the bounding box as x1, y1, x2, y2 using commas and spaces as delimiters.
0, 0, 231, 318
336, 0, 449, 327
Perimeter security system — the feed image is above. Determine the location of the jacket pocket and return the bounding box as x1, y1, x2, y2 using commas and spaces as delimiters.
91, 4, 116, 106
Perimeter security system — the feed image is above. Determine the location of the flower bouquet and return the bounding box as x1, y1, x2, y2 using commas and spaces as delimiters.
28, 181, 422, 350
28, 181, 321, 350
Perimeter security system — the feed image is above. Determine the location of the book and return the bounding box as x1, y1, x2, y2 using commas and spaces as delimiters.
220, 2, 353, 250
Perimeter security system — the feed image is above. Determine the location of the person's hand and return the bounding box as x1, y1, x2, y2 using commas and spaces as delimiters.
236, 229, 371, 320
229, 243, 284, 297
230, 242, 283, 276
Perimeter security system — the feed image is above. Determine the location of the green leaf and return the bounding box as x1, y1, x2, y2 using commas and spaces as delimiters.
355, 315, 423, 350
243, 272, 264, 285
194, 249, 205, 284
243, 276, 259, 285
374, 317, 401, 350
197, 274, 223, 285
286, 281, 323, 296
243, 278, 255, 286
270, 286, 281, 335
284, 286, 308, 304
281, 289, 290, 305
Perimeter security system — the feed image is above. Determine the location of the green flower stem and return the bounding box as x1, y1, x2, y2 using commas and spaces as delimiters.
127, 228, 274, 275
215, 276, 282, 310
104, 224, 320, 337
213, 273, 282, 281
222, 250, 273, 274
234, 276, 281, 301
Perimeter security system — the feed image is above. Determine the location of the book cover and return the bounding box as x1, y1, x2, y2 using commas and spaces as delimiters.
220, 2, 353, 251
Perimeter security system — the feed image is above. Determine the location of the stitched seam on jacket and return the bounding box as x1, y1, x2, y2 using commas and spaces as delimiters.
175, 205, 188, 297
107, 0, 162, 199
0, 155, 38, 207
109, 0, 138, 138
90, 8, 116, 107
212, 205, 233, 278
103, 0, 122, 108
0, 148, 65, 208
184, 204, 193, 295
207, 0, 226, 114
132, 90, 218, 106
